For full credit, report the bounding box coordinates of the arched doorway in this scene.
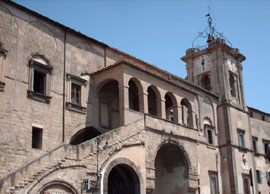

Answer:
[108,164,140,194]
[70,126,101,145]
[154,143,189,194]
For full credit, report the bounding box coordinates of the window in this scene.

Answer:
[238,129,245,148]
[27,57,53,103]
[249,112,253,118]
[71,83,81,105]
[256,170,262,184]
[205,124,214,145]
[252,137,258,153]
[209,171,218,194]
[201,74,211,91]
[32,127,42,149]
[262,115,265,121]
[266,172,270,185]
[264,141,269,155]
[0,42,7,92]
[229,73,236,97]
[66,74,87,113]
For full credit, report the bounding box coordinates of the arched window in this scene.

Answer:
[229,73,236,97]
[203,118,214,145]
[181,99,193,127]
[201,74,211,91]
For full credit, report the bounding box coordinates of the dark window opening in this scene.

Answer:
[229,73,236,97]
[264,142,269,155]
[129,80,139,112]
[165,93,174,122]
[256,170,262,184]
[33,70,46,94]
[252,138,258,153]
[32,127,42,149]
[262,115,265,121]
[249,112,253,118]
[147,87,157,116]
[71,83,81,105]
[202,75,211,91]
[208,129,213,144]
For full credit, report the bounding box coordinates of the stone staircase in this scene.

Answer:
[0,118,145,194]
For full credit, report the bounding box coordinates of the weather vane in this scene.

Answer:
[192,6,232,49]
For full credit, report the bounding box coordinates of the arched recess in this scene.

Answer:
[38,180,78,194]
[181,98,193,128]
[103,158,145,194]
[154,143,190,194]
[98,79,119,130]
[128,78,143,112]
[147,85,161,117]
[165,92,178,122]
[70,126,101,145]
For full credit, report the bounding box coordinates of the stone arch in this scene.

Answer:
[181,98,193,127]
[37,180,78,194]
[153,141,193,194]
[96,78,119,94]
[103,158,145,194]
[147,85,161,117]
[128,77,143,112]
[164,92,178,122]
[70,126,101,145]
[27,165,87,194]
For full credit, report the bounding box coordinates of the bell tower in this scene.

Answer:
[181,13,246,108]
[182,12,253,194]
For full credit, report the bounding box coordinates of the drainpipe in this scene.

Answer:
[62,29,68,142]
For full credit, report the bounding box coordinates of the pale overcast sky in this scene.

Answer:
[13,0,270,113]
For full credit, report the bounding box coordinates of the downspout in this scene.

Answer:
[62,29,67,142]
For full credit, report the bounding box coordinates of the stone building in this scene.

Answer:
[0,0,269,194]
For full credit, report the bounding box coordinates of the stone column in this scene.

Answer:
[177,105,182,125]
[173,105,179,123]
[119,84,129,126]
[139,92,148,114]
[157,97,166,119]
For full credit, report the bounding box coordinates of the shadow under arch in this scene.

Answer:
[153,140,194,194]
[102,158,145,194]
[70,126,101,145]
[128,77,143,112]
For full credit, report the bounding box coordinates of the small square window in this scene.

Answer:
[32,127,42,149]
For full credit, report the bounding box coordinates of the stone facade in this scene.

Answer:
[0,1,270,194]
